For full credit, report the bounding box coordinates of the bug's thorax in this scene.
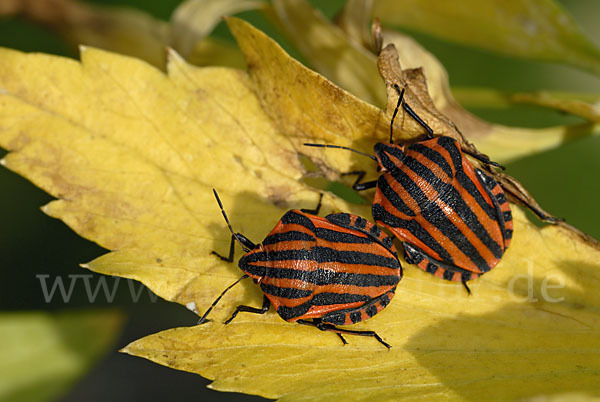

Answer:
[379,139,459,202]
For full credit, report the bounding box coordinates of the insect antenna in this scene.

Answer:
[389,85,406,144]
[199,190,257,324]
[393,83,434,139]
[213,189,256,252]
[197,274,249,324]
[303,143,376,161]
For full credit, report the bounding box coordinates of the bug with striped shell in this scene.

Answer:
[199,190,403,348]
[306,85,513,293]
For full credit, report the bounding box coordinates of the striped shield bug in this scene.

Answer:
[305,85,513,293]
[199,190,403,348]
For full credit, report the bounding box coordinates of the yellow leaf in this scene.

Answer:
[269,0,386,107]
[373,0,600,76]
[1,16,599,401]
[269,0,599,164]
[226,16,391,178]
[123,206,600,400]
[0,310,123,402]
[0,42,350,316]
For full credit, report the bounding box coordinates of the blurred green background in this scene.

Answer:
[0,0,598,401]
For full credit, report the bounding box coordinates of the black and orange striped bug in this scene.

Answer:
[199,189,403,348]
[305,85,513,293]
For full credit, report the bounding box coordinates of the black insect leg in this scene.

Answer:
[518,203,561,223]
[341,171,377,191]
[498,181,561,224]
[198,274,250,324]
[297,318,391,349]
[504,188,561,223]
[297,319,348,344]
[211,233,257,261]
[529,207,561,223]
[462,148,505,170]
[300,193,323,215]
[224,295,271,324]
[211,234,236,262]
[462,280,472,295]
[336,333,348,345]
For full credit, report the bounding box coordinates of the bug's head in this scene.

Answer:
[374,142,406,172]
[237,252,266,282]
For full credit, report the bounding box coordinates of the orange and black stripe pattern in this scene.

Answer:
[239,211,402,325]
[372,136,512,283]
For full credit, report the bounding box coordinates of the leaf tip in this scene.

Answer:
[80,263,90,269]
[166,47,185,67]
[0,157,5,166]
[223,16,246,34]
